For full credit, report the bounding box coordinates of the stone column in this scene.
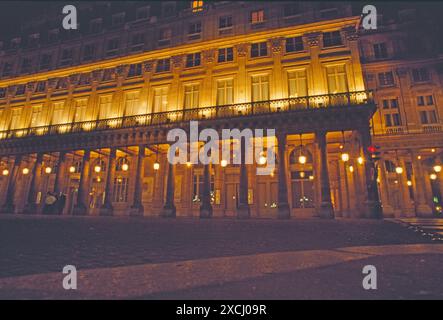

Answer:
[378,158,394,217]
[359,126,383,218]
[54,151,66,195]
[130,145,145,216]
[1,155,22,214]
[200,163,213,218]
[316,131,334,218]
[73,150,91,215]
[277,133,290,219]
[162,161,176,217]
[398,157,415,217]
[411,151,433,216]
[237,137,250,219]
[23,153,43,214]
[100,148,116,216]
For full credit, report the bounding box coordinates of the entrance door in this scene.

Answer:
[225,183,238,217]
[257,181,278,218]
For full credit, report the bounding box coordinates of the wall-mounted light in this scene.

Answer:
[341,153,350,162]
[395,166,403,174]
[407,180,412,186]
[298,134,306,164]
[349,165,354,173]
[94,165,101,173]
[153,162,160,170]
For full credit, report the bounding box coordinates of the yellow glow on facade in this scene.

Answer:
[357,156,364,165]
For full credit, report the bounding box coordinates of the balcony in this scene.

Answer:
[0,91,372,141]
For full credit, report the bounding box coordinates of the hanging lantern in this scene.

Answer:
[349,165,354,173]
[433,165,442,173]
[395,166,403,174]
[45,167,52,174]
[258,154,267,165]
[69,165,76,173]
[357,156,364,165]
[299,171,305,178]
[94,165,101,173]
[298,155,307,164]
[22,168,30,175]
[186,162,192,168]
[407,180,412,186]
[122,163,129,171]
[220,159,228,167]
[430,173,437,180]
[153,162,160,170]
[341,153,350,162]
[2,169,9,176]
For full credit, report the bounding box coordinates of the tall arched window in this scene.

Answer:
[289,147,315,208]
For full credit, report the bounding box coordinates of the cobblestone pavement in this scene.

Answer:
[0,214,435,279]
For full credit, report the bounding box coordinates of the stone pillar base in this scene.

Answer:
[199,205,213,218]
[0,203,14,214]
[130,204,144,217]
[278,204,291,219]
[161,205,176,218]
[22,203,38,215]
[237,204,250,219]
[73,204,88,216]
[365,201,383,219]
[99,205,113,216]
[416,204,433,217]
[319,202,334,219]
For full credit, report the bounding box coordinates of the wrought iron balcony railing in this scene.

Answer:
[0,91,372,140]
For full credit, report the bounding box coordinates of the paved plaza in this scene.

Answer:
[0,215,442,299]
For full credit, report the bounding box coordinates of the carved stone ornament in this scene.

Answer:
[236,43,248,57]
[305,32,321,47]
[172,55,184,69]
[143,60,155,73]
[270,38,283,54]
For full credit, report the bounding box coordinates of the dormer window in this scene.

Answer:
[35,81,46,93]
[106,38,120,57]
[2,62,13,76]
[192,0,203,13]
[21,57,32,74]
[40,53,52,70]
[131,33,144,52]
[60,48,73,66]
[112,13,125,26]
[136,6,149,20]
[251,10,265,24]
[188,22,202,40]
[128,63,142,77]
[158,28,172,46]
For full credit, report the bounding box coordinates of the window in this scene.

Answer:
[156,58,170,73]
[251,10,264,24]
[373,43,388,59]
[40,53,52,70]
[35,81,46,93]
[251,75,269,102]
[426,95,434,105]
[73,99,88,122]
[128,63,142,77]
[326,65,348,93]
[216,79,233,106]
[52,101,65,124]
[106,38,119,57]
[288,70,308,98]
[124,91,140,116]
[0,88,6,98]
[60,48,73,66]
[113,177,129,202]
[9,108,22,130]
[251,42,267,58]
[382,98,399,109]
[79,74,91,86]
[153,87,168,113]
[219,15,233,29]
[286,36,304,53]
[289,148,314,208]
[158,28,172,45]
[21,58,32,73]
[188,22,202,40]
[136,6,149,20]
[192,0,203,13]
[218,47,233,63]
[29,105,42,127]
[284,4,300,17]
[412,68,430,82]
[184,84,200,109]
[378,71,395,86]
[83,44,95,61]
[16,85,25,95]
[323,31,342,47]
[98,95,113,119]
[384,113,402,127]
[185,53,201,68]
[2,62,13,77]
[111,13,125,26]
[131,33,144,52]
[420,110,438,124]
[89,19,102,33]
[192,171,214,202]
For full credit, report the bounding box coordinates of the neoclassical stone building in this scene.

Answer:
[0,1,440,218]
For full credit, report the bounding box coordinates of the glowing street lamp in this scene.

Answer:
[407,180,412,186]
[395,166,403,174]
[69,165,76,173]
[45,167,52,174]
[433,165,442,173]
[2,169,9,176]
[298,155,307,164]
[357,156,364,165]
[348,165,354,173]
[122,163,129,171]
[22,168,30,175]
[258,154,267,165]
[430,173,437,180]
[94,165,101,173]
[341,153,350,162]
[220,159,228,167]
[153,162,160,170]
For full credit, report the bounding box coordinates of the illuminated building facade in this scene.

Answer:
[0,1,440,218]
